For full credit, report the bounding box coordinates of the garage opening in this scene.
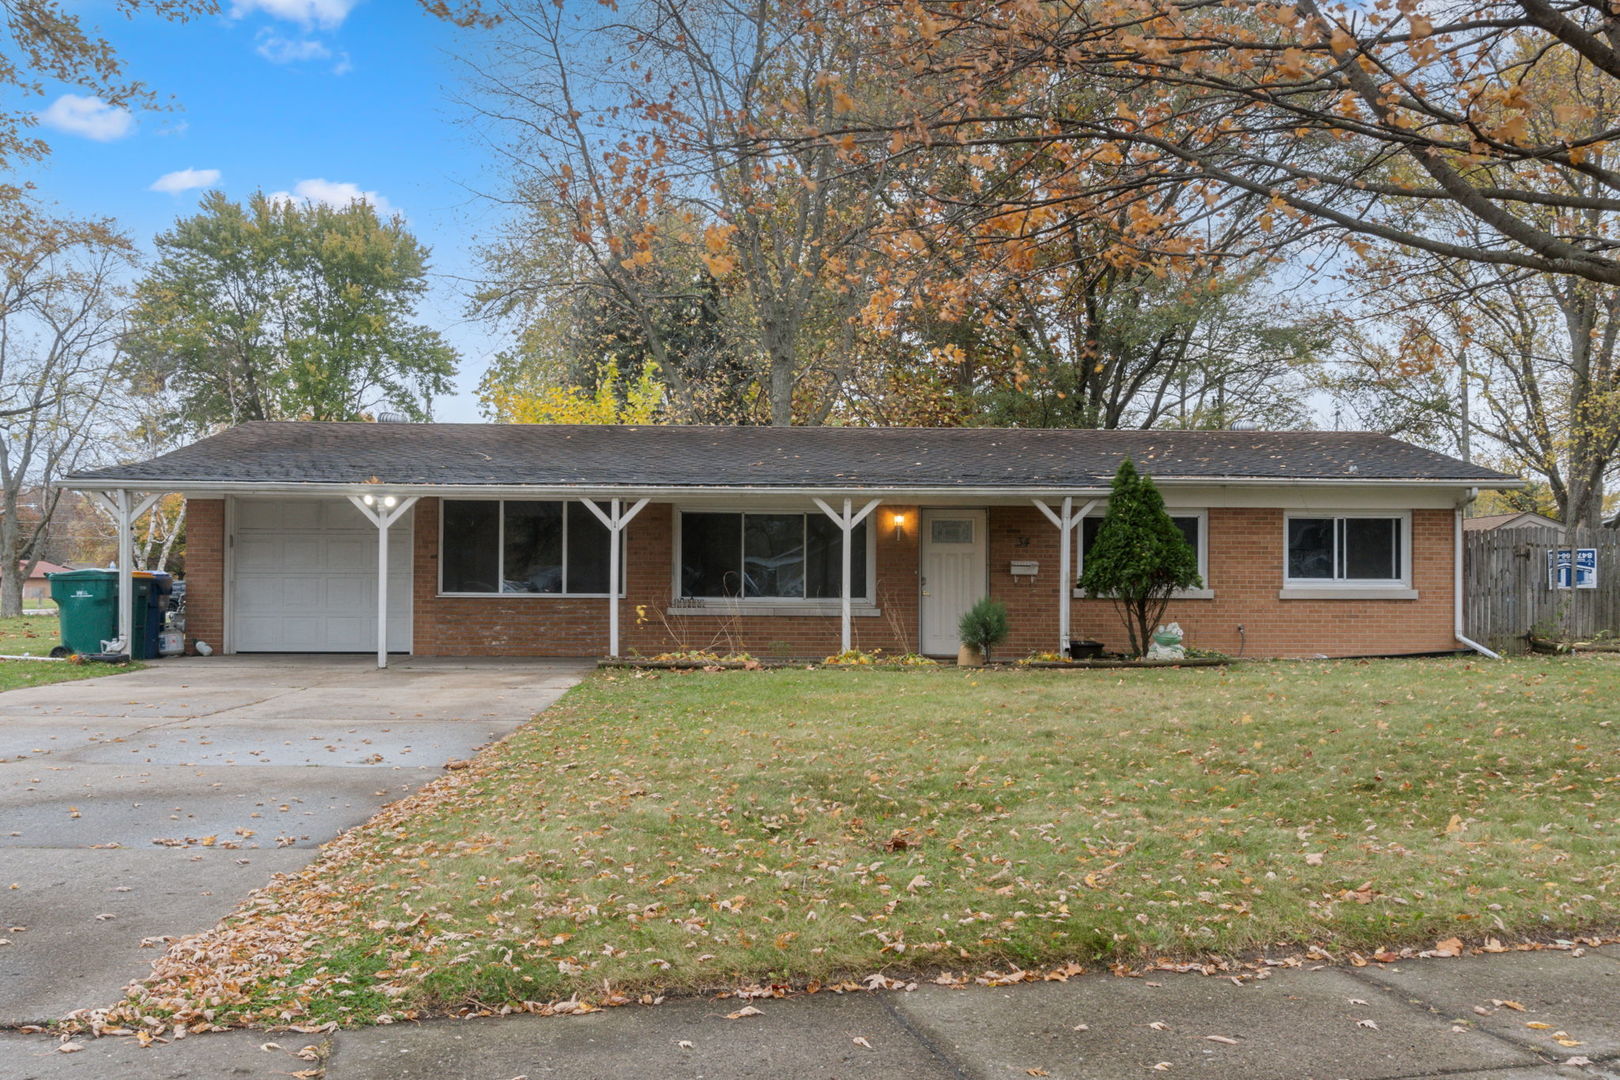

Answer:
[230,497,412,653]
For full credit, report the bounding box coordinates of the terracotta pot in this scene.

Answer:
[957,644,985,667]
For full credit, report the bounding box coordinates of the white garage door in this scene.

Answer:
[231,498,412,653]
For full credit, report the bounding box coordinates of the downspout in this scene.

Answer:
[1454,488,1502,659]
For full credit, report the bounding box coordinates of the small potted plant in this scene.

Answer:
[957,597,1009,666]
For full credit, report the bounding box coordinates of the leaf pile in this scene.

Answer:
[81,658,1620,1029]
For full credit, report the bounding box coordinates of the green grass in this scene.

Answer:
[115,658,1620,1028]
[0,614,137,692]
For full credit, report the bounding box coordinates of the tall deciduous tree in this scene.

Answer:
[465,0,892,426]
[124,191,457,431]
[0,212,132,616]
[825,0,1620,287]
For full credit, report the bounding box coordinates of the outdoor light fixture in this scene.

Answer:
[892,511,907,539]
[360,493,398,509]
[383,495,398,508]
[361,493,375,506]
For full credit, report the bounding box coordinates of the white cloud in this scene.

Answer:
[38,94,135,141]
[268,178,397,216]
[150,168,222,195]
[256,31,332,63]
[231,0,360,29]
[331,52,353,76]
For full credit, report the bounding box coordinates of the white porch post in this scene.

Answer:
[1033,497,1098,655]
[89,489,163,657]
[580,497,650,657]
[812,497,882,654]
[348,494,419,669]
[115,489,133,654]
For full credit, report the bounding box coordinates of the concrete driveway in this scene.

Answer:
[0,655,589,1026]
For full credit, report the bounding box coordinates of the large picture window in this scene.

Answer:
[440,500,621,595]
[678,511,869,600]
[1286,514,1406,584]
[1076,510,1208,592]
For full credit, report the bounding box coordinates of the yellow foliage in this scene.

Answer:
[490,358,664,426]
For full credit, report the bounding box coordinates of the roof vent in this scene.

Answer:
[377,412,411,423]
[1228,420,1261,431]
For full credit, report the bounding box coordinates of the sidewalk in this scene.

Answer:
[5,946,1617,1079]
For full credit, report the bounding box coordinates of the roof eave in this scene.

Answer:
[52,476,1523,497]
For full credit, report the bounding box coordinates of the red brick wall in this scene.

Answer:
[412,499,923,659]
[184,496,1459,660]
[183,498,225,654]
[987,505,1457,658]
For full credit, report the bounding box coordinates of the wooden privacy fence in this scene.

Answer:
[1465,525,1620,652]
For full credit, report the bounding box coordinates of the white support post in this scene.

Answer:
[1033,497,1098,655]
[96,489,163,658]
[348,494,418,668]
[115,489,133,656]
[580,496,650,657]
[812,496,882,654]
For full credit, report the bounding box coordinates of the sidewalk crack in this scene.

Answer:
[877,992,979,1080]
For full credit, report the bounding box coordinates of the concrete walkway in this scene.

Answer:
[3,946,1618,1079]
[0,655,589,1029]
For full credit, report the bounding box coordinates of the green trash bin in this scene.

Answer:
[47,569,155,658]
[48,569,117,656]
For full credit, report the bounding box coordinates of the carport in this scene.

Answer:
[59,478,647,668]
[70,485,426,668]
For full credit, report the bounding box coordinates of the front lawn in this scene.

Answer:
[112,658,1618,1028]
[0,614,139,692]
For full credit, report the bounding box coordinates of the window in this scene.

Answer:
[1076,511,1208,593]
[679,511,869,600]
[1285,515,1406,584]
[440,500,621,595]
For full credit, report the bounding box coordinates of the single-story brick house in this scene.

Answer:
[61,422,1516,664]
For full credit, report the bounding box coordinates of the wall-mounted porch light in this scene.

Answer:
[891,511,907,540]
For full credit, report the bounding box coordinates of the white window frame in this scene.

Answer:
[437,497,625,598]
[1280,510,1416,600]
[671,506,879,615]
[1073,507,1214,600]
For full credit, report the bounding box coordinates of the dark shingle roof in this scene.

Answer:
[65,422,1515,489]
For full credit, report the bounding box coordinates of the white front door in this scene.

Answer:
[231,498,412,653]
[920,509,987,655]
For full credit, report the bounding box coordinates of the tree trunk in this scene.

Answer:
[0,492,19,618]
[768,336,794,427]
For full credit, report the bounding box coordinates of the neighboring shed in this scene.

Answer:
[1463,511,1562,532]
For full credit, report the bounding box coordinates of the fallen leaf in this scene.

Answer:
[1526,1022,1553,1030]
[677,1040,693,1050]
[1348,998,1368,1006]
[853,1037,872,1049]
[725,1006,764,1020]
[1491,999,1525,1011]
[1431,937,1464,957]
[1072,1023,1090,1031]
[57,1042,84,1054]
[1205,1035,1239,1045]
[1151,1064,1172,1072]
[1026,1070,1050,1077]
[1304,852,1324,866]
[1565,1056,1593,1066]
[1148,1020,1170,1031]
[1445,814,1465,834]
[1356,1019,1378,1029]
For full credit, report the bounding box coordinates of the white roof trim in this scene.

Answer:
[53,476,1522,498]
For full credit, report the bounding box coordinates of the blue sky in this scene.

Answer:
[28,0,504,421]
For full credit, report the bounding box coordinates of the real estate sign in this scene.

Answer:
[1548,548,1598,590]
